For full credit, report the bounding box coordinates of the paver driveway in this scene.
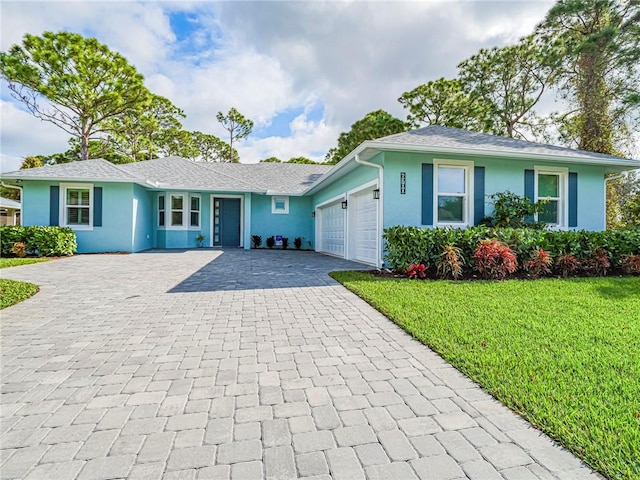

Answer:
[1,250,599,480]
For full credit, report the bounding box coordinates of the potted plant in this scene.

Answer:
[196,234,205,248]
[251,235,262,249]
[282,237,289,249]
[294,237,302,250]
[266,236,275,249]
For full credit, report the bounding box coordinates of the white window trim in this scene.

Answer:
[433,159,474,227]
[168,193,186,229]
[189,194,201,229]
[534,166,568,228]
[157,194,166,227]
[60,183,93,231]
[271,196,290,214]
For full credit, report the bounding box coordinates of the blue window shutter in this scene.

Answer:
[524,169,535,223]
[422,164,434,225]
[568,172,578,228]
[474,166,485,225]
[50,186,59,226]
[94,187,103,227]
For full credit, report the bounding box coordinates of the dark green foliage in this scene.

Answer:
[325,110,407,164]
[0,31,150,161]
[487,191,548,228]
[383,225,640,276]
[251,235,262,249]
[0,226,77,257]
[294,237,303,250]
[281,237,289,249]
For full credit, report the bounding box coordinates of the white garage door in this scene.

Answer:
[353,189,378,264]
[318,201,345,257]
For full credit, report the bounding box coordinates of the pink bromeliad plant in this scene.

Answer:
[405,263,427,279]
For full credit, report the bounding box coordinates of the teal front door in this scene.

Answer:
[213,197,241,247]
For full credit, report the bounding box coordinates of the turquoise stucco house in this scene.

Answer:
[3,126,639,267]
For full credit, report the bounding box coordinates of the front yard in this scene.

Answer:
[0,258,48,309]
[332,273,640,480]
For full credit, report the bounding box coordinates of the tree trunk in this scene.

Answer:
[576,47,613,155]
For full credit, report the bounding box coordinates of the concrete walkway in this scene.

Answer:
[1,250,599,480]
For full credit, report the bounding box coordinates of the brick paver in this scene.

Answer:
[1,250,601,479]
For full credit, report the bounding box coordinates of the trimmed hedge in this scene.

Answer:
[0,226,77,257]
[383,225,640,274]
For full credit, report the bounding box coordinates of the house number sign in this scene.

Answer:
[400,172,406,194]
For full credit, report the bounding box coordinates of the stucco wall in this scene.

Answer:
[250,194,314,249]
[21,180,135,253]
[381,151,607,231]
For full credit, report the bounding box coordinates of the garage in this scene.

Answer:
[316,184,379,265]
[317,199,345,257]
[350,187,378,264]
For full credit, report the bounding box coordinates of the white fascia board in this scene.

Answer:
[265,191,305,196]
[369,141,640,168]
[1,176,140,184]
[302,143,374,195]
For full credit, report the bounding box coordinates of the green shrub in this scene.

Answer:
[486,190,548,228]
[383,226,640,277]
[0,226,77,257]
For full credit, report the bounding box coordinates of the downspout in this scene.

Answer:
[1,181,23,226]
[604,173,624,230]
[354,154,384,269]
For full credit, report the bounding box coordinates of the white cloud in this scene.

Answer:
[4,0,586,172]
[0,99,69,171]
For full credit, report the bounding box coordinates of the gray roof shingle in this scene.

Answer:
[197,163,332,193]
[1,158,138,181]
[373,125,639,164]
[1,157,330,193]
[0,196,20,209]
[117,157,261,192]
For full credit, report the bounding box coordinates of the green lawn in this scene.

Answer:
[0,279,39,309]
[0,257,47,308]
[332,272,640,480]
[0,257,50,269]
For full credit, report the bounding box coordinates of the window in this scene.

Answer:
[190,195,200,227]
[272,196,289,214]
[434,161,472,225]
[61,183,92,229]
[170,194,184,226]
[535,167,567,227]
[158,193,201,229]
[158,195,165,227]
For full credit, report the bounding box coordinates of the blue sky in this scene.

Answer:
[0,1,558,172]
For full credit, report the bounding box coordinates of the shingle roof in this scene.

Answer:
[374,125,639,164]
[1,158,138,181]
[0,196,20,209]
[117,157,261,192]
[197,163,332,193]
[2,156,333,194]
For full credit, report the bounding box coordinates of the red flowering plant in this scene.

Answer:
[473,240,517,280]
[405,263,427,279]
[555,253,580,278]
[622,254,640,275]
[524,248,553,278]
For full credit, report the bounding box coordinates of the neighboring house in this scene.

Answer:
[0,196,21,226]
[2,126,639,266]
